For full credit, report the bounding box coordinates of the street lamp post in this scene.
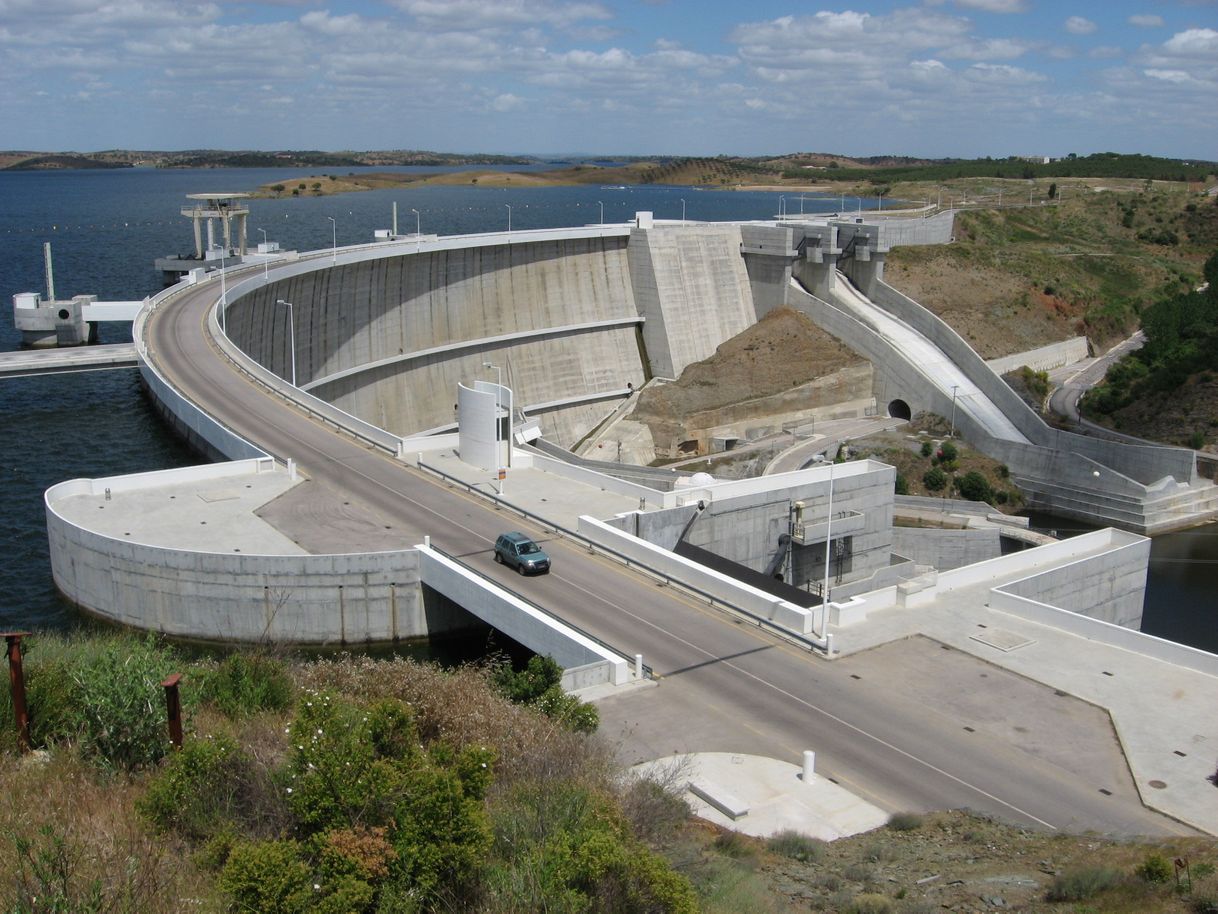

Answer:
[483,361,504,495]
[778,195,785,219]
[327,216,336,264]
[410,208,420,252]
[276,299,296,387]
[258,228,269,281]
[820,458,835,638]
[597,200,604,225]
[950,384,960,438]
[218,248,227,335]
[680,198,686,225]
[799,194,806,215]
[505,204,512,234]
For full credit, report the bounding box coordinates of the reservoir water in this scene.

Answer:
[1,168,1213,654]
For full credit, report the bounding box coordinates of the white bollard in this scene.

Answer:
[634,654,644,679]
[423,535,430,549]
[287,458,297,481]
[802,750,816,782]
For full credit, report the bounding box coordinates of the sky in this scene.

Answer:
[0,0,1214,159]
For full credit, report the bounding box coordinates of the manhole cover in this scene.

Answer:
[970,629,1035,652]
[1148,779,1167,790]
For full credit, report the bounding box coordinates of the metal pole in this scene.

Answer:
[820,461,835,638]
[950,384,959,438]
[277,299,295,386]
[259,228,269,281]
[328,216,336,264]
[411,209,420,252]
[598,201,604,225]
[484,361,503,494]
[161,673,183,750]
[779,195,785,219]
[680,199,686,224]
[219,250,227,334]
[3,632,31,753]
[505,204,512,234]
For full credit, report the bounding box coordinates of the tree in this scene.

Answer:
[1048,183,1058,200]
[923,467,947,492]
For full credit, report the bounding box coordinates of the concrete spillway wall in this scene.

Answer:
[628,224,757,379]
[227,236,645,446]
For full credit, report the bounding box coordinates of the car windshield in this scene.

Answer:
[518,541,540,555]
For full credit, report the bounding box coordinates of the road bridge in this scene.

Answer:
[119,233,1202,838]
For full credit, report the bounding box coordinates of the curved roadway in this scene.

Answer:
[145,270,1186,837]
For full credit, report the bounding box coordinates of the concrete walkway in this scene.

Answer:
[831,575,1218,837]
[632,752,889,840]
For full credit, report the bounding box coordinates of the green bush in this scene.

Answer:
[195,652,294,718]
[955,471,993,504]
[886,811,924,832]
[920,441,933,458]
[139,735,251,842]
[846,895,894,914]
[492,655,599,732]
[894,473,909,496]
[72,636,179,770]
[1190,430,1206,450]
[1136,852,1173,883]
[220,840,313,913]
[937,440,958,463]
[1046,866,1122,901]
[922,467,947,492]
[766,829,824,862]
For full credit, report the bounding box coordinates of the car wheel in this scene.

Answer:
[494,552,502,564]
[517,563,525,575]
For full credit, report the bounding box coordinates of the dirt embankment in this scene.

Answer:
[630,307,866,454]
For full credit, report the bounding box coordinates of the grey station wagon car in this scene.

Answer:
[493,532,551,575]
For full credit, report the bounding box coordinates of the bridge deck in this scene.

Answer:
[0,343,138,378]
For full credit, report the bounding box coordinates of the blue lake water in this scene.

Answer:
[0,167,1212,654]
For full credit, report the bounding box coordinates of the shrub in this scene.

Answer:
[1190,430,1205,450]
[887,811,924,832]
[620,772,690,842]
[220,840,312,913]
[922,467,947,492]
[492,655,599,732]
[139,735,252,842]
[920,441,933,458]
[766,829,824,862]
[194,652,294,718]
[955,471,993,504]
[72,636,178,770]
[1046,866,1122,901]
[712,830,756,860]
[894,473,909,496]
[847,895,894,914]
[937,440,958,463]
[1136,852,1173,883]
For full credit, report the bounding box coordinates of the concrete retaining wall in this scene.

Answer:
[986,337,1089,376]
[994,534,1148,628]
[416,545,628,686]
[628,224,756,379]
[892,527,1002,571]
[578,515,815,635]
[46,470,436,645]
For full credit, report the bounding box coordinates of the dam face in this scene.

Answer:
[223,224,780,449]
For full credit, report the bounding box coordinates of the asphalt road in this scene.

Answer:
[145,276,1191,837]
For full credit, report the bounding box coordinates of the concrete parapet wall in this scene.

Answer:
[986,589,1218,679]
[46,474,432,644]
[416,545,628,685]
[577,515,815,636]
[871,212,955,248]
[995,534,1148,628]
[740,224,795,317]
[936,528,1137,592]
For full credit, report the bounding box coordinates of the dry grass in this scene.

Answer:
[0,752,219,913]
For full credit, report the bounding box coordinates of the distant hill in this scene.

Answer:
[0,149,538,170]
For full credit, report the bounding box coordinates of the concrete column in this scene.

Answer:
[192,215,203,259]
[222,215,232,254]
[237,213,248,255]
[846,252,886,299]
[801,750,816,781]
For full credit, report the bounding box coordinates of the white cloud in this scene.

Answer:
[1128,14,1164,27]
[1162,27,1218,57]
[951,0,1028,12]
[491,92,524,111]
[389,0,611,30]
[1065,16,1097,35]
